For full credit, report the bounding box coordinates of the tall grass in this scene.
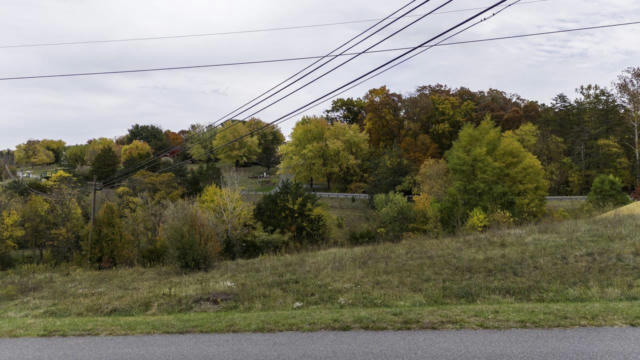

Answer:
[1,215,639,319]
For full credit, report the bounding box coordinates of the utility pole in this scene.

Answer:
[88,175,97,266]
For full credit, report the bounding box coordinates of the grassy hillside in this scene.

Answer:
[1,214,640,336]
[600,201,640,218]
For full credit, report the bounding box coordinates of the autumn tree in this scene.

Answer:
[164,130,184,148]
[505,123,577,195]
[126,124,169,153]
[15,140,55,166]
[366,147,414,195]
[0,208,23,269]
[183,162,222,197]
[254,181,327,245]
[401,90,440,163]
[441,118,549,230]
[326,122,370,190]
[590,138,632,186]
[121,140,153,168]
[126,171,183,203]
[212,121,259,167]
[363,86,404,149]
[91,146,120,181]
[474,88,524,128]
[186,124,217,162]
[0,149,13,166]
[161,200,220,270]
[85,138,118,165]
[324,97,366,126]
[45,171,84,263]
[63,144,88,168]
[615,67,640,186]
[117,188,166,266]
[247,118,285,171]
[22,195,52,263]
[428,94,475,152]
[40,139,66,163]
[280,116,368,190]
[279,116,330,189]
[90,202,134,268]
[415,158,449,201]
[199,183,253,243]
[570,85,627,190]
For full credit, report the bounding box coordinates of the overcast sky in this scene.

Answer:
[0,0,638,149]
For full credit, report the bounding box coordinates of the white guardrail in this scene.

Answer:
[243,191,586,201]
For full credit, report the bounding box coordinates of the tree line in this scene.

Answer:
[1,66,638,270]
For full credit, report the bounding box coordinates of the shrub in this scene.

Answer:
[347,228,378,246]
[631,184,640,201]
[373,192,415,240]
[587,174,631,208]
[160,201,221,271]
[254,181,328,245]
[0,209,22,270]
[465,208,489,232]
[415,159,449,200]
[547,207,570,221]
[0,252,13,270]
[199,184,253,243]
[410,194,441,235]
[184,162,222,196]
[224,230,290,260]
[127,171,183,203]
[90,202,135,268]
[366,148,413,195]
[347,182,367,194]
[488,209,514,228]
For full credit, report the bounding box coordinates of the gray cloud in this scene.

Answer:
[0,0,639,148]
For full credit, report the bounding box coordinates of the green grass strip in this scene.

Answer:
[2,301,640,338]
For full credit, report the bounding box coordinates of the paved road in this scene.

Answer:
[1,328,639,360]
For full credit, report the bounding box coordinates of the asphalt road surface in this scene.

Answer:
[2,328,639,360]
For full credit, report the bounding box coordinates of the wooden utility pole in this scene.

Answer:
[88,175,97,265]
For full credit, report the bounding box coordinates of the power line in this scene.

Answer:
[104,0,510,186]
[98,0,432,186]
[209,0,453,136]
[209,0,428,134]
[120,0,515,183]
[95,7,640,187]
[206,0,514,158]
[103,0,455,188]
[279,0,528,127]
[2,20,639,82]
[0,0,549,50]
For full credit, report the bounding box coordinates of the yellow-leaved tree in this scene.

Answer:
[212,121,259,166]
[199,183,253,242]
[121,140,153,168]
[0,209,24,268]
[280,116,368,191]
[441,117,549,231]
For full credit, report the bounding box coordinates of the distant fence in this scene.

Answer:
[311,192,369,199]
[546,196,587,201]
[242,190,368,199]
[244,191,586,202]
